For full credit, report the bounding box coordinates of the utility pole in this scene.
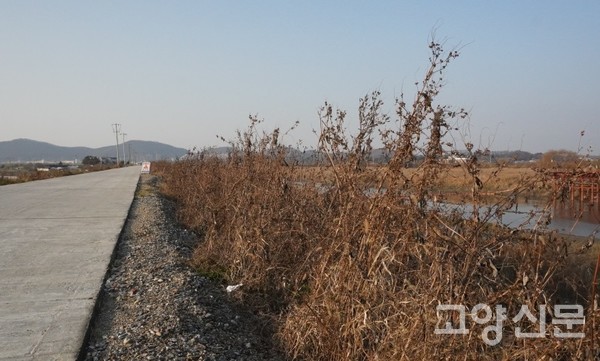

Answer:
[128,143,132,165]
[112,123,121,166]
[121,132,127,165]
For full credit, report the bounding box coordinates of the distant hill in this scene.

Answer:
[95,140,189,163]
[490,150,543,162]
[0,138,188,163]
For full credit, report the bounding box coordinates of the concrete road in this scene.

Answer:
[0,167,140,360]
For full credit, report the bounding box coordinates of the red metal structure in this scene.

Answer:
[548,170,600,209]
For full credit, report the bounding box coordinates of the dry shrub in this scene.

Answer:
[156,41,599,360]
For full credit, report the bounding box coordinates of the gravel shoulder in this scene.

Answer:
[82,175,286,361]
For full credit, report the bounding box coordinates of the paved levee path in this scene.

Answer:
[0,167,140,360]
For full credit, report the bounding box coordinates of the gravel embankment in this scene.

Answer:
[83,175,286,361]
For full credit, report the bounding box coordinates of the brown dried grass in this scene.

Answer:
[154,41,599,360]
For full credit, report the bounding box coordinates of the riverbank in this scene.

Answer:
[82,175,285,360]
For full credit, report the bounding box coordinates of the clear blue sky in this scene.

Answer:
[1,1,598,153]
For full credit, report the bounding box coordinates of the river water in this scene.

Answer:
[441,201,600,238]
[297,182,600,238]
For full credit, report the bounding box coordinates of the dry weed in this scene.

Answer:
[155,40,599,360]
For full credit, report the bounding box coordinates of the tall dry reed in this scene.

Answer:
[155,40,599,360]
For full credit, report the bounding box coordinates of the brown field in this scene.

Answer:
[0,163,119,185]
[296,165,536,188]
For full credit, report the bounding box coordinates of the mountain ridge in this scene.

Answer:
[0,138,188,163]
